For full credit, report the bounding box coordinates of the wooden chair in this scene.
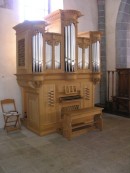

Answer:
[1,99,21,132]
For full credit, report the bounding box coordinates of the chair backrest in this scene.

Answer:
[1,99,17,113]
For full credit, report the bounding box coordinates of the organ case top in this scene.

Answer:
[13,10,102,135]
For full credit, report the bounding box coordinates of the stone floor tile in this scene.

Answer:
[0,113,130,173]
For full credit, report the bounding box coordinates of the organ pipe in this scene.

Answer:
[92,41,100,72]
[71,23,75,72]
[55,43,61,69]
[78,47,82,69]
[65,26,68,71]
[32,36,35,72]
[84,47,89,69]
[97,41,100,71]
[45,42,52,69]
[64,23,76,72]
[78,45,90,70]
[32,26,100,73]
[32,32,43,72]
[68,25,71,72]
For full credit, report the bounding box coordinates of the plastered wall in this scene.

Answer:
[106,0,121,71]
[0,8,22,128]
[64,0,98,31]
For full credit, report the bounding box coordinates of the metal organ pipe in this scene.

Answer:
[35,34,38,72]
[92,41,100,72]
[92,42,96,72]
[78,47,82,69]
[68,25,71,72]
[97,41,100,72]
[65,26,68,71]
[45,42,52,69]
[38,33,42,72]
[55,43,61,69]
[71,23,75,72]
[64,23,75,72]
[40,33,43,71]
[32,36,35,72]
[32,32,43,72]
[85,47,89,69]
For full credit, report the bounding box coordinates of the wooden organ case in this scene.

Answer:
[13,10,102,136]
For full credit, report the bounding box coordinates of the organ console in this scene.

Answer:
[13,9,102,136]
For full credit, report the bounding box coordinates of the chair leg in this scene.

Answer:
[17,118,21,129]
[16,116,21,129]
[4,116,21,132]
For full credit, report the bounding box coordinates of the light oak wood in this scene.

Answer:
[63,107,103,140]
[13,10,103,136]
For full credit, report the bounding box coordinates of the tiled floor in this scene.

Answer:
[0,113,130,173]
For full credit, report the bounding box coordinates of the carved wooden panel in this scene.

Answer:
[27,93,39,130]
[82,82,93,108]
[65,85,77,95]
[48,90,55,106]
[42,84,57,124]
[84,87,90,100]
[61,104,80,119]
[18,39,25,66]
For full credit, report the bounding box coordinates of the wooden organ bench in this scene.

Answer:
[63,107,103,140]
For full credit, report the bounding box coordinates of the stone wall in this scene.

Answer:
[116,0,130,68]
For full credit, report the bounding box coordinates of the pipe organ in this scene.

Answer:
[13,10,102,136]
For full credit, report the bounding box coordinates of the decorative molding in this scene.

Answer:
[28,81,43,89]
[65,85,77,95]
[17,80,43,89]
[84,87,90,100]
[48,90,55,106]
[44,9,83,23]
[77,37,90,48]
[92,77,101,84]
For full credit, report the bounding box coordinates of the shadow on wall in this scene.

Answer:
[0,0,13,9]
[116,0,130,68]
[0,74,22,128]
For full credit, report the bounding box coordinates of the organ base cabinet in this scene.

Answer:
[14,10,103,136]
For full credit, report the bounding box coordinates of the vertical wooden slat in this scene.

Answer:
[107,70,110,101]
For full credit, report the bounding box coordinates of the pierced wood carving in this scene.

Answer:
[65,85,77,94]
[84,87,90,100]
[18,39,25,66]
[48,90,55,106]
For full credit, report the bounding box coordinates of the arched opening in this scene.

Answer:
[116,0,130,68]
